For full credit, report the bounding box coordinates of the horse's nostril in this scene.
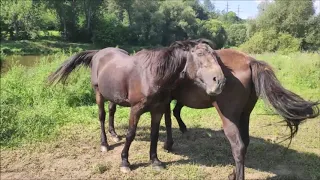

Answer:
[213,77,217,81]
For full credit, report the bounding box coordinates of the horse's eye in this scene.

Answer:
[197,52,204,56]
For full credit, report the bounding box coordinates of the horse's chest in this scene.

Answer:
[147,90,172,109]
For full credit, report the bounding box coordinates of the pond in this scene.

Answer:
[1,55,54,74]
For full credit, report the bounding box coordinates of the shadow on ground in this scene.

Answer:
[116,125,320,180]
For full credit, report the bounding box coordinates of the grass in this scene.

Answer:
[0,51,319,179]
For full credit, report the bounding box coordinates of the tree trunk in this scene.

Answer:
[13,14,19,40]
[127,8,132,27]
[63,18,67,40]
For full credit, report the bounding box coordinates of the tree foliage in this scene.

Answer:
[1,0,319,52]
[226,24,247,47]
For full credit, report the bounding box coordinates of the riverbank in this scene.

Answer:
[0,40,97,55]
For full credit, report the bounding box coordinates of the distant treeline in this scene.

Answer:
[1,0,319,53]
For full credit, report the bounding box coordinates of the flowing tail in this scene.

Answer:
[48,50,99,85]
[250,60,319,141]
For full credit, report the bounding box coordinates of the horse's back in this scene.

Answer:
[91,48,138,106]
[91,48,131,86]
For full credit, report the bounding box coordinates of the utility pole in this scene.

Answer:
[226,1,229,13]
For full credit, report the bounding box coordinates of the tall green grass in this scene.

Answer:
[0,52,319,147]
[0,52,97,147]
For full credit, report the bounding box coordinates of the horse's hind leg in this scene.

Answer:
[173,101,187,133]
[108,102,120,142]
[95,87,109,152]
[240,91,258,155]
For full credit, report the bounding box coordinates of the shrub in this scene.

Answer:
[239,30,278,54]
[277,33,301,54]
[239,30,300,54]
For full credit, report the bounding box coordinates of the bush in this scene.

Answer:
[239,30,300,54]
[277,33,301,54]
[239,30,278,54]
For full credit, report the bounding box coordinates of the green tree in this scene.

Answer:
[92,10,128,47]
[303,14,320,51]
[256,0,314,38]
[0,0,40,39]
[227,24,247,47]
[198,19,227,49]
[203,0,214,12]
[130,0,161,44]
[188,0,209,20]
[219,11,241,28]
[158,0,198,45]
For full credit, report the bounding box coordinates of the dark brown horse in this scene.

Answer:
[108,48,319,179]
[47,39,226,173]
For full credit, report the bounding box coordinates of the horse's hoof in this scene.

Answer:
[182,130,191,138]
[163,141,174,152]
[180,127,188,133]
[101,145,109,152]
[120,166,131,173]
[111,136,120,143]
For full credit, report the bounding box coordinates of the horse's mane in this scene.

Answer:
[134,39,215,86]
[169,38,217,50]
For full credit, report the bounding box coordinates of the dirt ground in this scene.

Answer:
[1,116,320,180]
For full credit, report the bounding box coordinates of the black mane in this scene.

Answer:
[134,39,214,86]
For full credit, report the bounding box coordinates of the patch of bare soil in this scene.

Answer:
[1,126,125,179]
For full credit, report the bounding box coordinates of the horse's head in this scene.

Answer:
[187,42,226,95]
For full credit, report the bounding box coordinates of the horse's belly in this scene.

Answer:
[97,66,131,106]
[172,84,213,109]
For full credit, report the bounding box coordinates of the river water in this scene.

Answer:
[1,55,53,74]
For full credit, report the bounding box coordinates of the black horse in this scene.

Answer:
[48,39,226,173]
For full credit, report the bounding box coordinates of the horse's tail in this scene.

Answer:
[250,60,319,141]
[48,50,99,85]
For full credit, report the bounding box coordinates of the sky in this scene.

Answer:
[210,0,320,19]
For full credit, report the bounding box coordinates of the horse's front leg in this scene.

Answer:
[150,108,165,170]
[120,105,142,173]
[164,103,174,151]
[108,102,120,142]
[213,102,245,180]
